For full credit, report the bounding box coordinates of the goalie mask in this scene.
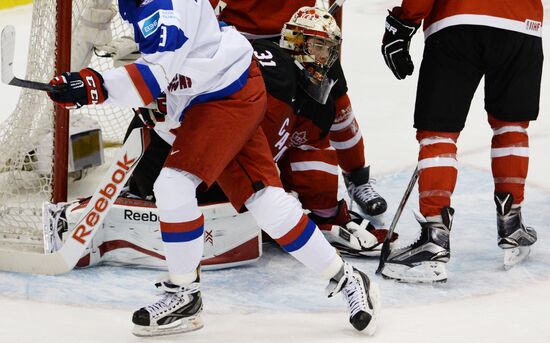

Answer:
[280,7,342,104]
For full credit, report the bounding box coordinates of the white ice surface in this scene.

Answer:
[1,2,550,342]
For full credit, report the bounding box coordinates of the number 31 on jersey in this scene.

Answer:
[254,50,277,67]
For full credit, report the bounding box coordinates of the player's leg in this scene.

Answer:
[382,26,484,283]
[132,61,269,336]
[277,143,396,256]
[217,126,379,333]
[484,29,543,269]
[132,168,205,337]
[327,61,387,218]
[487,116,536,268]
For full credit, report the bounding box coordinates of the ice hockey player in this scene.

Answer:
[121,6,398,257]
[380,0,542,282]
[210,0,388,220]
[47,0,379,337]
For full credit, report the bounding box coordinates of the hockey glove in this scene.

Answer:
[381,11,420,80]
[48,68,108,109]
[134,93,167,129]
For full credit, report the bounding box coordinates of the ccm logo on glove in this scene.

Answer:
[48,68,108,109]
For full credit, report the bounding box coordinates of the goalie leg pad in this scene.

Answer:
[60,197,262,270]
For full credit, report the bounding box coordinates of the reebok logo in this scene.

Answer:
[124,210,159,222]
[71,153,136,245]
[205,230,213,245]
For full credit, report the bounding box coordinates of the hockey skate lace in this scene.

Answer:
[146,285,194,319]
[145,293,180,319]
[342,275,367,317]
[352,179,380,204]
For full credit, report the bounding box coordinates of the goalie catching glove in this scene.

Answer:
[381,9,420,80]
[48,68,108,109]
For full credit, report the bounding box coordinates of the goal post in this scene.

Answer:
[53,0,72,204]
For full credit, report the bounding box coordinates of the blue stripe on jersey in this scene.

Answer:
[281,219,317,253]
[134,63,162,100]
[161,226,204,243]
[179,68,250,121]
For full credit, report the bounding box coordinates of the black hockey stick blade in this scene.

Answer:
[376,167,419,274]
[1,25,62,93]
[328,0,346,15]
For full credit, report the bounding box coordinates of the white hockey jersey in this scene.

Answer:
[103,0,253,124]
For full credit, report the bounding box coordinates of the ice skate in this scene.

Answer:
[343,166,387,217]
[327,262,380,334]
[132,278,204,337]
[495,193,537,270]
[310,200,397,257]
[381,207,453,283]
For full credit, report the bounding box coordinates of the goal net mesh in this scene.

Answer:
[0,0,134,251]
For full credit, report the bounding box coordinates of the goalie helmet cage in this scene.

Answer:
[0,0,340,251]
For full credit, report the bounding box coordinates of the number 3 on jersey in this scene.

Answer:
[159,26,167,47]
[254,50,277,67]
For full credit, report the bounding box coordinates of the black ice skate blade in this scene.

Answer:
[333,246,380,258]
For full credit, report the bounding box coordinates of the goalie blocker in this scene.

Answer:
[44,194,262,270]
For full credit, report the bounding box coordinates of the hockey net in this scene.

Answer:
[0,0,339,252]
[0,0,134,251]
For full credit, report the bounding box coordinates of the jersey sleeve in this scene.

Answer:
[103,4,191,108]
[395,0,436,23]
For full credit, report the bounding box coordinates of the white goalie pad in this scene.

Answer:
[43,196,262,270]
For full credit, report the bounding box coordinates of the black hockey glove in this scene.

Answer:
[48,68,108,109]
[134,93,167,129]
[381,11,420,80]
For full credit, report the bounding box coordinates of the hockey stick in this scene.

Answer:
[1,25,62,93]
[376,166,419,274]
[0,127,148,275]
[328,0,346,15]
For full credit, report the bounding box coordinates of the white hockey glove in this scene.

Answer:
[96,36,141,67]
[76,0,118,46]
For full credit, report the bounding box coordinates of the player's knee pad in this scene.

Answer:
[153,168,202,218]
[245,186,304,239]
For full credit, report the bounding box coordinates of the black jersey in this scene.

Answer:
[251,39,347,137]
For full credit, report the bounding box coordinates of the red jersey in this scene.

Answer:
[396,0,543,39]
[210,0,315,38]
